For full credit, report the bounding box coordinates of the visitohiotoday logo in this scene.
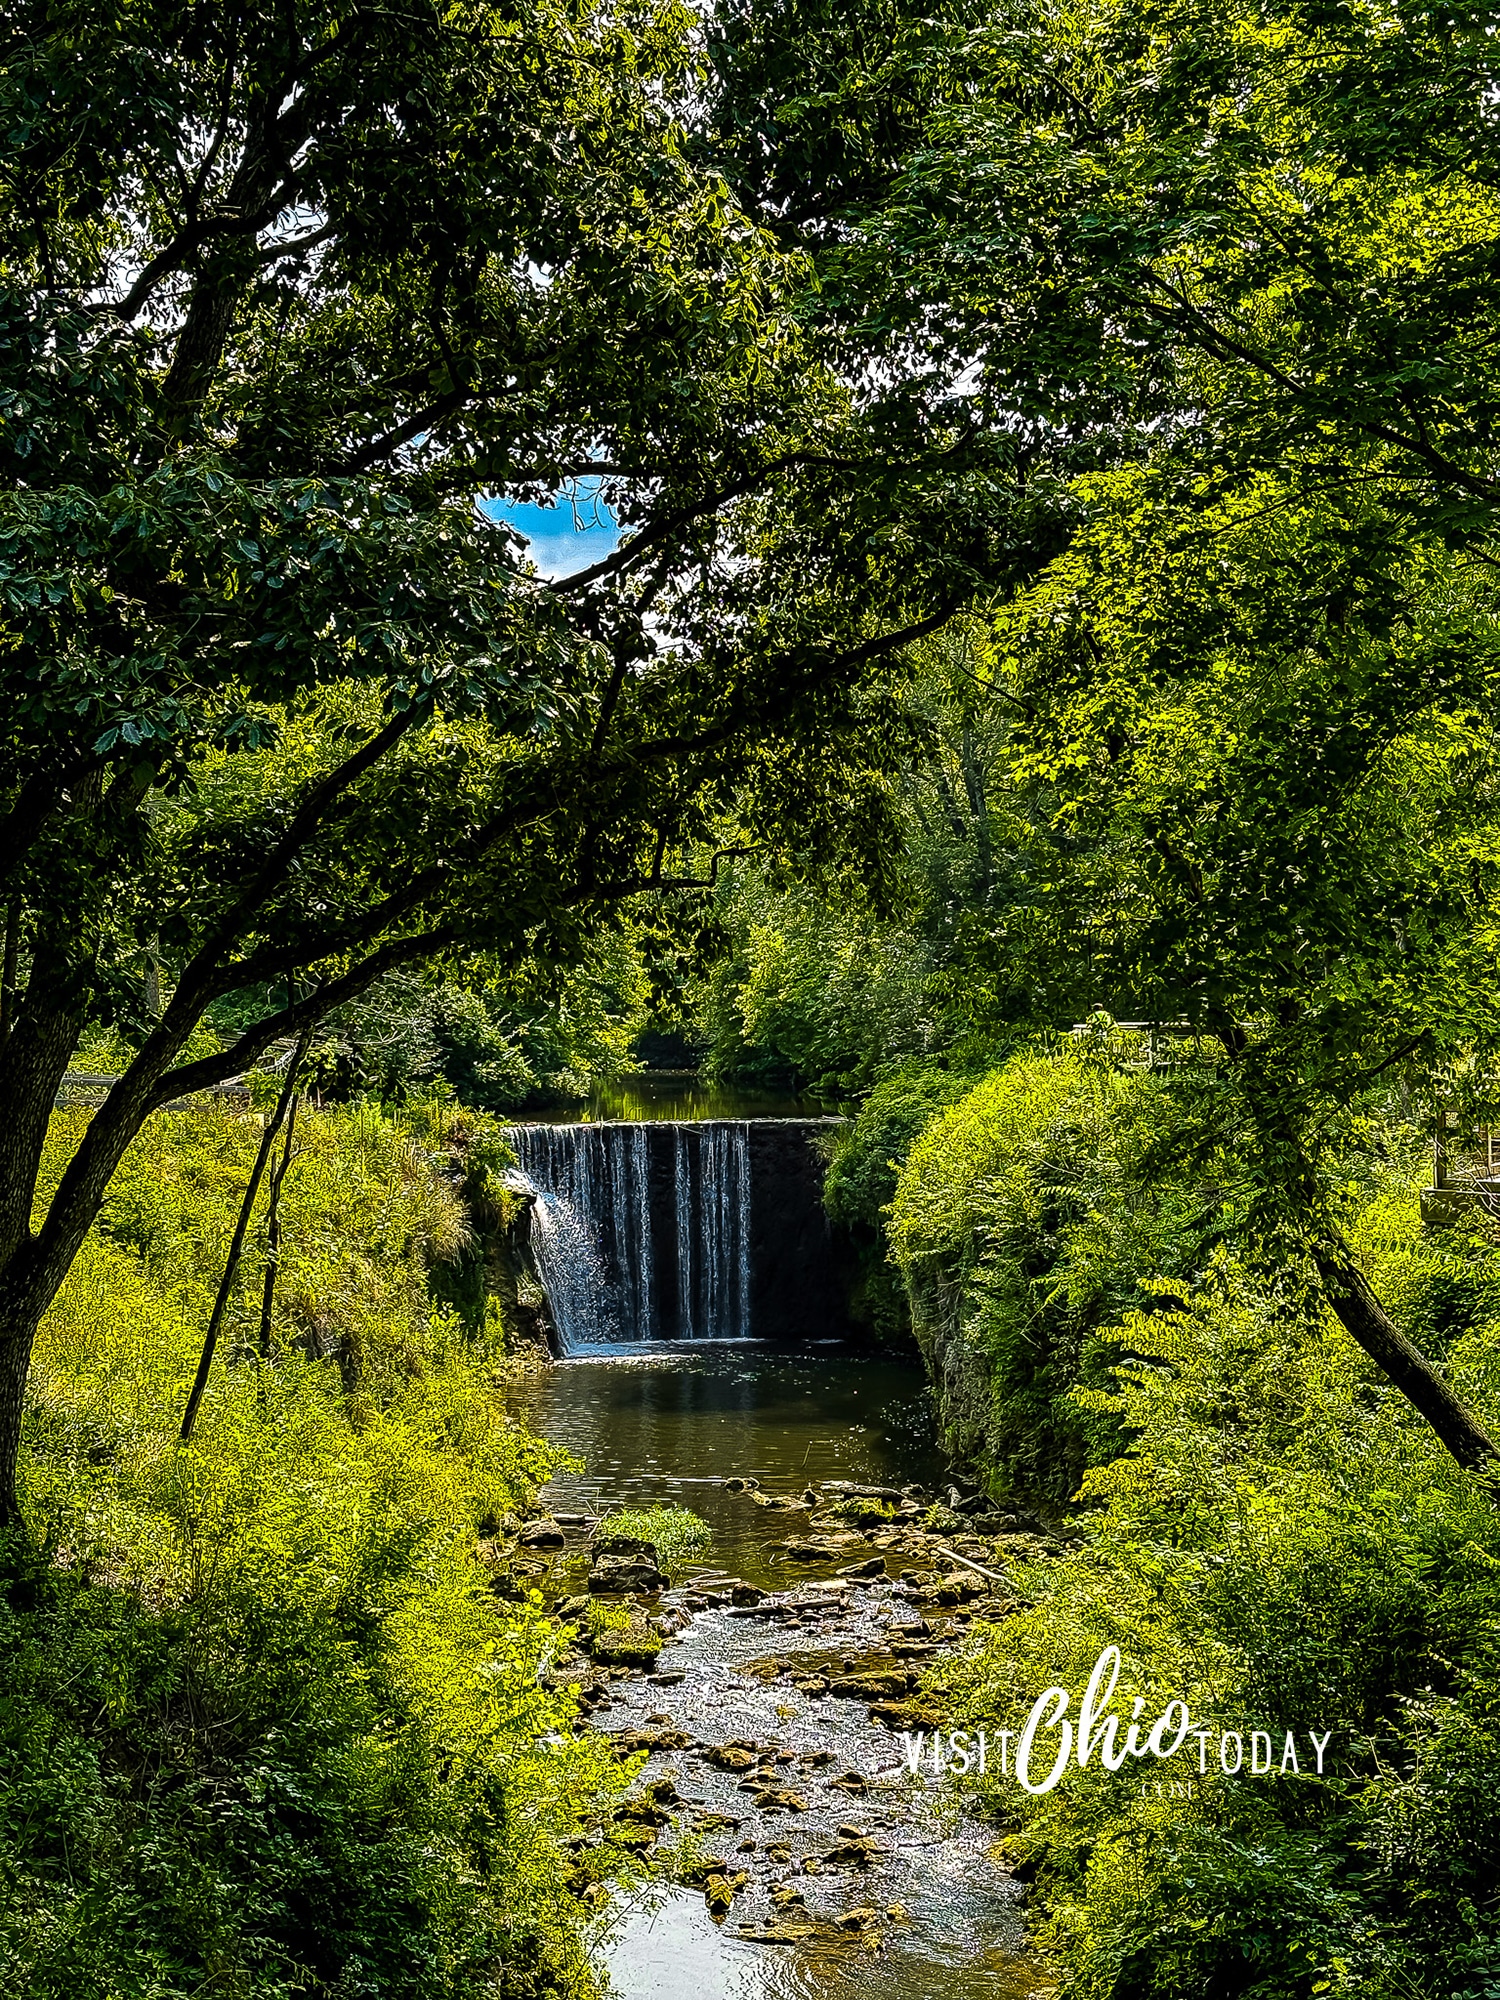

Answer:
[896,1646,1334,1797]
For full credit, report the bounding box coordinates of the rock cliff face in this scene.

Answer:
[901,1257,995,1480]
[745,1120,852,1341]
[428,1168,554,1352]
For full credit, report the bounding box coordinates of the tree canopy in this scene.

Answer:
[0,0,1053,1520]
[6,0,1500,1485]
[666,0,1500,1472]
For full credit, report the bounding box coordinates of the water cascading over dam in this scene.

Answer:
[502,1119,846,1353]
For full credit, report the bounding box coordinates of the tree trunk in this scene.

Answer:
[0,897,18,1043]
[960,717,992,898]
[1318,1244,1497,1473]
[258,1082,304,1362]
[0,1004,117,1527]
[0,1298,40,1529]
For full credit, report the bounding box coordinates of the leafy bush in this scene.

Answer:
[887,1035,1213,1505]
[5,1101,622,2000]
[823,1061,983,1339]
[594,1506,711,1581]
[930,1198,1500,1999]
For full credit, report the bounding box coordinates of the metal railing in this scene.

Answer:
[55,1070,262,1112]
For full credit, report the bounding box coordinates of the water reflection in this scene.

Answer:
[503,1346,948,1583]
[599,1887,1046,2000]
[568,1072,843,1124]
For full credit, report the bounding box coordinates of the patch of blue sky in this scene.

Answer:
[483,476,621,579]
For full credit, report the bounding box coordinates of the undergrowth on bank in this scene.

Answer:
[869,1041,1500,1998]
[3,1099,624,2000]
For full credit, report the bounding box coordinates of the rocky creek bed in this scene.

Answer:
[488,1357,1063,2000]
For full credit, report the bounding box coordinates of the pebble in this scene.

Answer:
[701,1743,759,1772]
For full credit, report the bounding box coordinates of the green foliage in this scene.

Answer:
[692,867,936,1094]
[824,1495,899,1526]
[277,937,650,1114]
[685,624,1030,1094]
[53,1097,477,1400]
[690,1,1500,1986]
[888,1035,1216,1505]
[0,0,1045,1533]
[823,1061,981,1339]
[595,1506,711,1582]
[1350,1175,1500,1365]
[6,1101,620,2000]
[931,1172,1500,1999]
[826,1064,980,1236]
[585,1597,633,1640]
[824,0,1500,1283]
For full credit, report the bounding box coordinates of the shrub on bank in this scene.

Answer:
[886,1036,1213,1507]
[928,1179,1500,1997]
[823,1062,982,1341]
[4,1101,623,2000]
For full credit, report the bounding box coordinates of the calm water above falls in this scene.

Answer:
[578,1074,840,1125]
[505,1349,1046,2000]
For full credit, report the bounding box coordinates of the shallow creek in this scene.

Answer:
[504,1347,1053,2000]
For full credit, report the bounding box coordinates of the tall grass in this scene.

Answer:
[5,1099,622,2000]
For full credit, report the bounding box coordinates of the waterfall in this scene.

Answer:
[699,1122,751,1343]
[673,1125,696,1347]
[503,1120,752,1352]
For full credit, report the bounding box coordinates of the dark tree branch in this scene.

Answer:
[152,928,465,1110]
[595,843,763,897]
[179,1021,312,1442]
[257,1086,305,1362]
[0,898,17,1045]
[197,599,965,993]
[255,222,338,266]
[1128,277,1500,505]
[345,390,471,473]
[634,597,966,762]
[548,452,821,596]
[169,708,426,1013]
